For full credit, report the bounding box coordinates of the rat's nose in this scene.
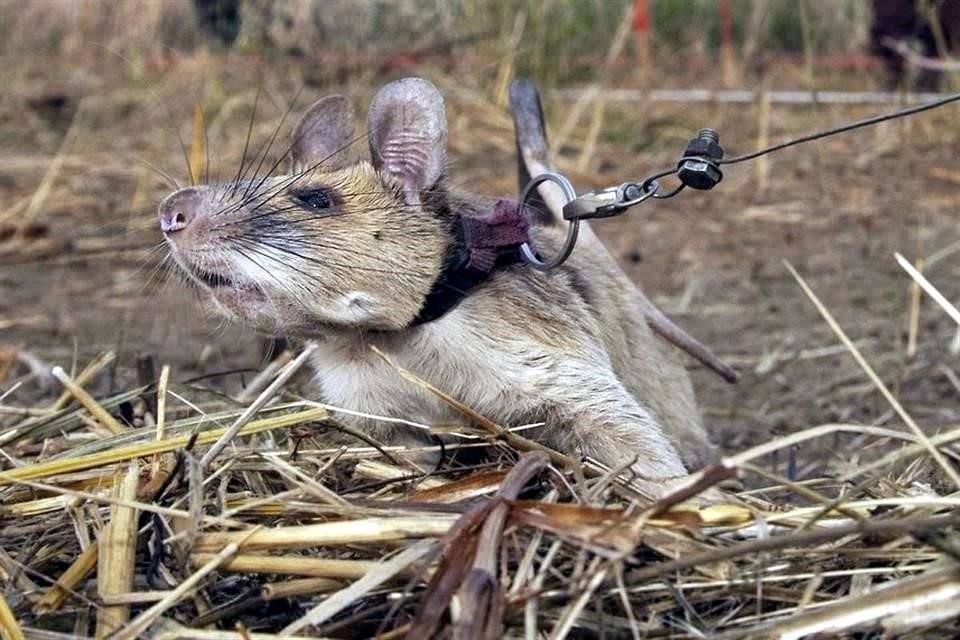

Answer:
[158,187,203,234]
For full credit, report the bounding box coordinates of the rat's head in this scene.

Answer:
[158,77,453,336]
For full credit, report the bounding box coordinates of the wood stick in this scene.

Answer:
[51,366,125,435]
[99,591,173,606]
[454,452,549,638]
[237,351,291,404]
[261,578,343,601]
[194,516,455,553]
[200,342,317,470]
[767,563,960,638]
[33,543,98,614]
[896,252,960,326]
[139,629,316,640]
[191,554,383,579]
[493,11,526,108]
[906,256,923,358]
[626,513,960,584]
[12,99,82,227]
[95,462,140,638]
[47,351,115,412]
[755,80,771,192]
[576,96,607,172]
[0,592,24,640]
[0,408,327,487]
[151,364,170,480]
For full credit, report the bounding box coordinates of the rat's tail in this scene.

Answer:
[509,78,559,226]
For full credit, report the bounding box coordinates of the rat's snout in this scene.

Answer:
[158,187,204,234]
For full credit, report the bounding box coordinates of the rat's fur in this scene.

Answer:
[159,78,714,484]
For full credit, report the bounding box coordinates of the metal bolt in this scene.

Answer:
[677,160,722,190]
[622,183,644,201]
[697,128,720,144]
[677,127,724,190]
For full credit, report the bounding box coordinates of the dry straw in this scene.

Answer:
[2,303,958,619]
[3,332,959,637]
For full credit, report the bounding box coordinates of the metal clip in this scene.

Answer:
[519,175,662,271]
[562,182,657,221]
[562,187,622,220]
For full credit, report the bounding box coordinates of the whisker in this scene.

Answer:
[231,241,317,302]
[251,237,431,279]
[140,251,173,293]
[231,83,263,198]
[137,157,181,191]
[203,105,211,185]
[231,129,371,217]
[242,233,440,277]
[242,85,305,202]
[210,194,424,231]
[176,118,192,186]
[231,246,298,303]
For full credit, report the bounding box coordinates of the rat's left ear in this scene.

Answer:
[367,77,447,205]
[291,95,356,173]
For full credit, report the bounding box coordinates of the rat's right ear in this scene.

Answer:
[367,77,447,206]
[291,95,356,173]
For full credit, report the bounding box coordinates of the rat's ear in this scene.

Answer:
[367,77,447,205]
[291,95,355,173]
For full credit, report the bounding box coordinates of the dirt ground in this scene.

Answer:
[2,52,960,480]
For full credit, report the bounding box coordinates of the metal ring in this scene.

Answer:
[518,172,580,271]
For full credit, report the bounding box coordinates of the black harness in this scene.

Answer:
[410,198,530,326]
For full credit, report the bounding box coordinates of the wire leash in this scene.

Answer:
[519,89,960,270]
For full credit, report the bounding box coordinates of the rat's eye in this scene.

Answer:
[291,187,333,211]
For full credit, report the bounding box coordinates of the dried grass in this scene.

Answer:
[1,328,958,639]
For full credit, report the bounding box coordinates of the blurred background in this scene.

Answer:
[1,0,959,464]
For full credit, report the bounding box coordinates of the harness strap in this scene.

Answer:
[410,198,530,326]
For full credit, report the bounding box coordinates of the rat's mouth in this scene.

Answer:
[190,266,264,301]
[175,256,271,319]
[193,267,233,289]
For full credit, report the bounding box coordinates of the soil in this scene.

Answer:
[2,53,959,480]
